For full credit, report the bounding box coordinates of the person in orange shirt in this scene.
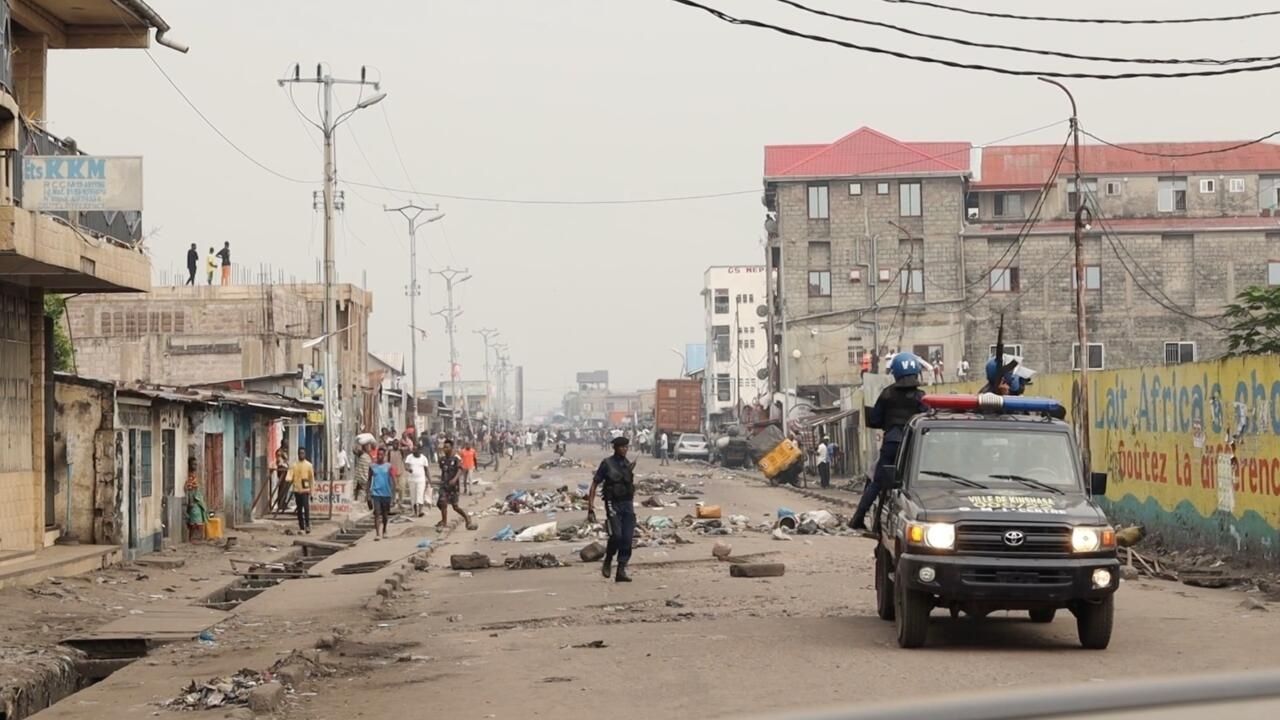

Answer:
[458,442,478,496]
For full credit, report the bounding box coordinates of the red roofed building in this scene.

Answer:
[761,127,1280,398]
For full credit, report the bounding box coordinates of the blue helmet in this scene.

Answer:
[986,357,1025,394]
[889,352,923,380]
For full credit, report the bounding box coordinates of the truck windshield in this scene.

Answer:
[916,428,1080,490]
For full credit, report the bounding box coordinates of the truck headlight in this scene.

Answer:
[907,522,955,550]
[1072,526,1116,553]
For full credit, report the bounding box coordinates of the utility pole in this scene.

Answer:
[1041,78,1092,478]
[475,329,500,422]
[494,350,510,425]
[279,63,385,511]
[734,301,743,421]
[431,267,472,433]
[384,203,443,431]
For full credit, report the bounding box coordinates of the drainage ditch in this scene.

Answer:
[2,526,367,720]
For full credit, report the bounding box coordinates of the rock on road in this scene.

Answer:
[32,446,1280,720]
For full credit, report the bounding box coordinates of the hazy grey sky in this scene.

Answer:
[46,0,1280,414]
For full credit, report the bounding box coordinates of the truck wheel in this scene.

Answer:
[1075,596,1114,649]
[894,570,931,648]
[1029,608,1056,623]
[875,550,895,621]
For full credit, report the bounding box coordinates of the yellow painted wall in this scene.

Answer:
[944,357,1280,558]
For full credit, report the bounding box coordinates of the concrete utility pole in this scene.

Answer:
[279,63,384,503]
[384,203,443,430]
[1041,78,1092,477]
[431,267,472,432]
[475,328,500,421]
[494,349,510,425]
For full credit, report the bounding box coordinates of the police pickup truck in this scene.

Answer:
[873,394,1119,649]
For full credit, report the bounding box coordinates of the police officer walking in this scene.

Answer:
[587,436,637,583]
[850,353,927,532]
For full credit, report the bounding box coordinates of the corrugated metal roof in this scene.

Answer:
[977,142,1280,188]
[765,127,970,180]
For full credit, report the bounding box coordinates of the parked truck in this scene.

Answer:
[654,379,703,456]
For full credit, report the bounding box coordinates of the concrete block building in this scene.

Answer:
[764,126,1280,397]
[0,1,175,561]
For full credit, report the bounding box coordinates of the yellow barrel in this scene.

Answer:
[205,515,224,540]
[758,442,803,479]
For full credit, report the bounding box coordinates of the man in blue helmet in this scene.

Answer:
[850,352,928,531]
[981,356,1026,396]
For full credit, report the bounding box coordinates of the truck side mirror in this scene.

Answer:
[1090,472,1108,496]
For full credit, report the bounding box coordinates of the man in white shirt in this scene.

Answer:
[658,431,670,466]
[524,430,535,456]
[957,359,970,382]
[403,447,432,518]
[816,436,831,489]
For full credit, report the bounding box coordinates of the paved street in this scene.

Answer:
[29,446,1280,720]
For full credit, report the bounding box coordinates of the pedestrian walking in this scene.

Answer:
[816,435,832,489]
[404,446,431,517]
[435,440,477,531]
[587,436,637,583]
[273,448,292,513]
[957,358,970,382]
[184,457,207,541]
[459,442,477,495]
[659,431,670,466]
[850,353,927,531]
[369,451,396,540]
[286,447,315,534]
[352,443,373,500]
[217,241,232,285]
[524,429,534,456]
[185,243,198,286]
[205,247,217,285]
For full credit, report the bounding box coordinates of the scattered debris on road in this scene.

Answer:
[579,542,606,562]
[165,669,273,710]
[568,640,607,649]
[450,553,492,570]
[730,563,787,578]
[505,553,564,570]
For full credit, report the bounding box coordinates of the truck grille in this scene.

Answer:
[954,523,1072,557]
[961,568,1072,586]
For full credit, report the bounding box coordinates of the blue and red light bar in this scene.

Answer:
[922,393,1065,416]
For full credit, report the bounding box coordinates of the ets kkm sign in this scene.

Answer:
[22,156,143,212]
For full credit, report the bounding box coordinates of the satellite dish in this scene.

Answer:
[755,305,768,318]
[756,368,769,381]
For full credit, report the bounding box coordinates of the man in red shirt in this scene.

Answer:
[458,443,478,495]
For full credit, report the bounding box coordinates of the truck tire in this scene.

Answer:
[1075,596,1114,649]
[894,568,931,648]
[1029,608,1056,623]
[875,550,895,621]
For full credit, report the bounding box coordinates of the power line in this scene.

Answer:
[774,0,1278,66]
[1080,128,1280,158]
[877,0,1280,25]
[668,0,1280,79]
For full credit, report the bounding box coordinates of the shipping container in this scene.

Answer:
[654,379,703,440]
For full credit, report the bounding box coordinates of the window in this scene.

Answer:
[1164,342,1196,365]
[899,181,922,217]
[900,268,923,294]
[1070,265,1102,290]
[807,184,830,219]
[993,192,1023,218]
[849,182,862,196]
[989,267,1020,293]
[1199,178,1216,194]
[808,271,832,297]
[139,430,153,498]
[1229,178,1245,193]
[989,343,1024,358]
[1104,181,1122,197]
[1158,177,1188,212]
[876,182,890,195]
[713,326,730,362]
[738,338,756,350]
[714,289,729,314]
[1270,261,1280,286]
[1067,179,1097,212]
[1072,343,1106,370]
[716,374,732,402]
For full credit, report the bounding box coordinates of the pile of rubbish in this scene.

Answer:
[635,474,703,497]
[493,520,561,542]
[166,669,270,710]
[774,508,844,535]
[488,486,588,516]
[505,553,564,570]
[538,457,587,470]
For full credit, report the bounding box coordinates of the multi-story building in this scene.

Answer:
[764,126,1280,396]
[0,1,177,560]
[702,265,769,427]
[764,127,972,398]
[426,380,490,420]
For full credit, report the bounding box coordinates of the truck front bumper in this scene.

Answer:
[898,552,1119,605]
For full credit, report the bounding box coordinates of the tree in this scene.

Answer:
[43,294,75,372]
[1223,285,1280,356]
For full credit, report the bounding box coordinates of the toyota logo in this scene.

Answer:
[1003,530,1026,547]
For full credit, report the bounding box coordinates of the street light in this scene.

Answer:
[301,323,356,350]
[355,91,386,109]
[669,347,686,376]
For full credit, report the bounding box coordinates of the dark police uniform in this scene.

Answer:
[593,453,636,581]
[851,382,928,529]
